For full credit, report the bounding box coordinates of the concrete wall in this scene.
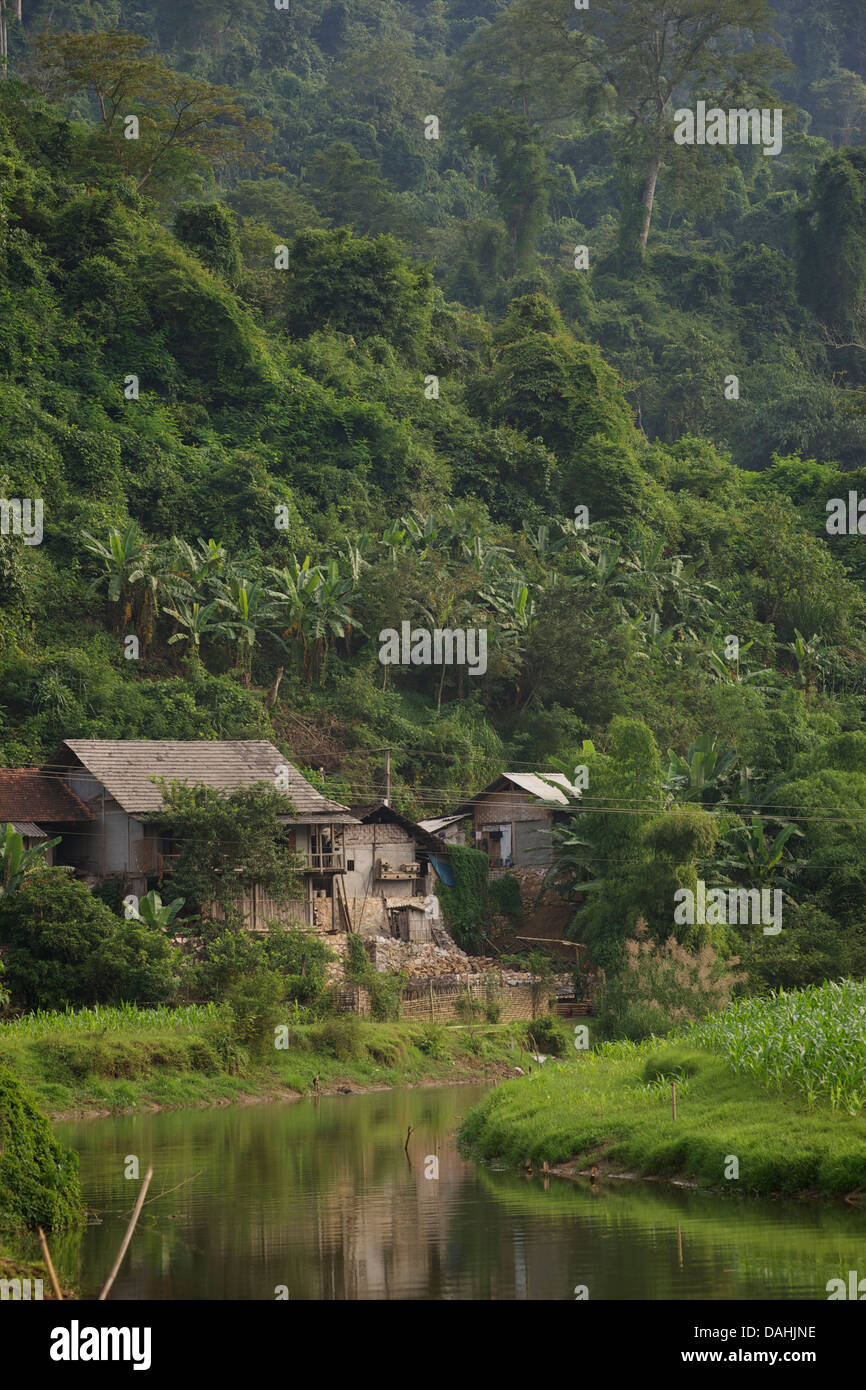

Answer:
[342,823,432,900]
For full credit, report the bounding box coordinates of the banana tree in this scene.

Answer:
[165,599,234,664]
[779,629,828,692]
[166,537,227,598]
[662,735,739,806]
[709,816,804,891]
[82,522,151,634]
[305,560,362,681]
[0,823,60,897]
[704,641,775,686]
[267,555,321,657]
[217,575,276,686]
[134,890,186,931]
[628,611,692,661]
[576,538,629,607]
[522,521,567,562]
[542,811,606,898]
[380,522,411,566]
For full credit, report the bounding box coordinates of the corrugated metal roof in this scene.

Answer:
[0,770,94,823]
[490,772,576,805]
[418,814,468,832]
[59,740,356,820]
[453,770,580,814]
[11,821,48,838]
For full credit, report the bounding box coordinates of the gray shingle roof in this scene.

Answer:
[58,740,356,821]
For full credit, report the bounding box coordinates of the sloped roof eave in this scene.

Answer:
[53,740,354,819]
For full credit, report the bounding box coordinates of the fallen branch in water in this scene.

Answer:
[98,1164,153,1301]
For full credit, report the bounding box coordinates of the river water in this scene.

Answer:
[36,1084,866,1300]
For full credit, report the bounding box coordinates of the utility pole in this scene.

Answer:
[384,748,391,807]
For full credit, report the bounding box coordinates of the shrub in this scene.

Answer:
[0,871,179,1009]
[415,1024,448,1058]
[264,926,334,1012]
[436,846,489,952]
[0,1065,84,1231]
[366,1032,407,1066]
[454,992,485,1022]
[344,933,404,1020]
[524,1014,570,1056]
[311,1015,366,1061]
[642,1048,706,1084]
[225,969,284,1054]
[488,874,523,922]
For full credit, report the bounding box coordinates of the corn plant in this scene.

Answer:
[689,980,866,1114]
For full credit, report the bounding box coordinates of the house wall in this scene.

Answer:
[473,790,555,868]
[342,824,432,901]
[438,820,469,845]
[59,775,142,876]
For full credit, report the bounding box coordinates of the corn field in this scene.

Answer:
[689,980,866,1114]
[0,1001,221,1037]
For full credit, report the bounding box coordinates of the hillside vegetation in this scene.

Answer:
[2,2,866,997]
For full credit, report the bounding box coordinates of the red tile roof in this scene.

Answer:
[0,770,94,824]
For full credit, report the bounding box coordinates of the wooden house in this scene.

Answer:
[42,739,358,928]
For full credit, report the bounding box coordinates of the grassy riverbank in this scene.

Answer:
[459,1038,866,1199]
[0,1005,539,1120]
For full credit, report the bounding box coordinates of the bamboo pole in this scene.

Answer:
[98,1164,153,1301]
[37,1227,63,1301]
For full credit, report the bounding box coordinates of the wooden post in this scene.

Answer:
[37,1227,63,1301]
[672,1080,677,1121]
[429,979,434,1020]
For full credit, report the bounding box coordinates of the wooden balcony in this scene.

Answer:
[302,850,344,873]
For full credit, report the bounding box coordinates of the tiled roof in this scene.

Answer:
[0,770,94,823]
[57,740,356,820]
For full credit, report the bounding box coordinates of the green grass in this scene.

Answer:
[458,1038,866,1198]
[0,1008,538,1117]
[687,979,866,1113]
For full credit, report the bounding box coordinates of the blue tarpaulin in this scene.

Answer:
[429,854,454,887]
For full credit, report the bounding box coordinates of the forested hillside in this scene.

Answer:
[3,0,866,984]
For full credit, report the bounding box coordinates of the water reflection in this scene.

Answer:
[33,1086,866,1301]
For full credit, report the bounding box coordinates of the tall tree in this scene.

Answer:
[36,30,273,193]
[464,110,549,272]
[457,0,783,255]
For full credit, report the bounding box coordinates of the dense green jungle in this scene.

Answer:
[3,0,866,987]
